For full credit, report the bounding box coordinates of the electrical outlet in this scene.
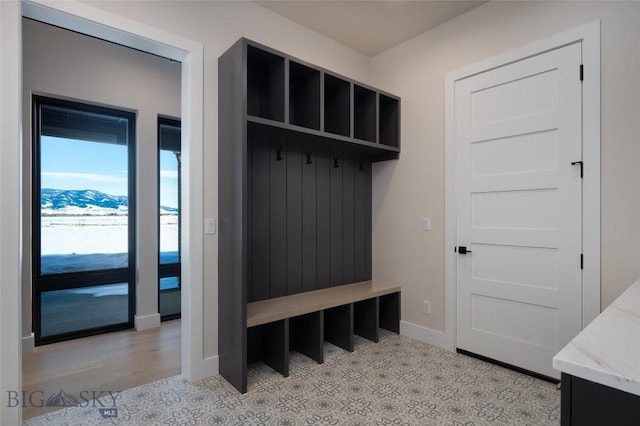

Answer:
[422,300,431,315]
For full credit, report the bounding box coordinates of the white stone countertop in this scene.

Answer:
[553,279,640,396]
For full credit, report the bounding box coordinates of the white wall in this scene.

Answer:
[1,1,23,424]
[84,0,371,359]
[370,1,640,333]
[22,18,181,341]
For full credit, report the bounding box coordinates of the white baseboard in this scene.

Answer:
[202,355,219,378]
[22,333,35,353]
[135,313,161,330]
[400,321,453,351]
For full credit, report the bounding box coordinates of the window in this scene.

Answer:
[33,96,136,344]
[158,117,181,320]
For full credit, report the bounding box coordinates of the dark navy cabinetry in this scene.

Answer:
[561,373,639,426]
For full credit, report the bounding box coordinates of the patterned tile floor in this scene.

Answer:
[24,331,560,425]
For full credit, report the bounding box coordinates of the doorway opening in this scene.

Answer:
[2,2,204,422]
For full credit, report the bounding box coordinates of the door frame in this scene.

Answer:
[444,21,601,352]
[1,1,204,423]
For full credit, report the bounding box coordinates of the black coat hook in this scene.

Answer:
[306,153,313,164]
[276,147,283,161]
[333,157,340,168]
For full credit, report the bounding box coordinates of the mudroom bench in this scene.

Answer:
[219,37,402,393]
[246,280,401,379]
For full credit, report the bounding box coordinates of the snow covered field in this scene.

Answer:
[41,213,179,282]
[41,214,178,255]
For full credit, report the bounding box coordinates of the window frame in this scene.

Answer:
[32,95,137,345]
[158,116,181,321]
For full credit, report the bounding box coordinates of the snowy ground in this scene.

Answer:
[41,214,178,255]
[41,214,180,286]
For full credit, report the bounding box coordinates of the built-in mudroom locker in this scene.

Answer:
[218,38,401,393]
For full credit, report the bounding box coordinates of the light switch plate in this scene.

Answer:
[422,217,431,231]
[205,218,216,235]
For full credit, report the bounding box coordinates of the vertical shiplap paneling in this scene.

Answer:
[250,129,374,299]
[270,127,287,298]
[330,142,344,286]
[354,156,367,282]
[302,135,318,292]
[316,138,332,289]
[247,128,253,303]
[342,147,356,283]
[286,131,303,295]
[364,161,373,279]
[249,124,271,301]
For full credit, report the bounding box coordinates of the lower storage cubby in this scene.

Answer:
[241,283,401,391]
[354,297,379,342]
[324,303,354,352]
[380,292,400,333]
[247,319,290,377]
[290,311,324,364]
[246,291,400,384]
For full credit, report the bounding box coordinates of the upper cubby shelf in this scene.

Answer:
[379,94,400,148]
[247,45,285,122]
[324,74,350,137]
[243,39,400,158]
[354,85,376,143]
[289,61,320,130]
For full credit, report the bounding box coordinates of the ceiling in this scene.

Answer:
[255,1,487,57]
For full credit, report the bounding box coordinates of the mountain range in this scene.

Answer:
[41,188,178,215]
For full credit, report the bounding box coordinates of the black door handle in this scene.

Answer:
[571,161,583,178]
[458,246,472,254]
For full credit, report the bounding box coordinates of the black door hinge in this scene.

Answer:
[580,253,584,270]
[580,64,584,81]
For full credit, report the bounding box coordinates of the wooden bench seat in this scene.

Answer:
[245,280,401,381]
[247,280,401,327]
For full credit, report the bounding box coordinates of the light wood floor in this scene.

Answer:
[22,320,181,420]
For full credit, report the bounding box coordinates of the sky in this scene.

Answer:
[41,136,179,208]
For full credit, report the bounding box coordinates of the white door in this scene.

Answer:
[455,43,582,379]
